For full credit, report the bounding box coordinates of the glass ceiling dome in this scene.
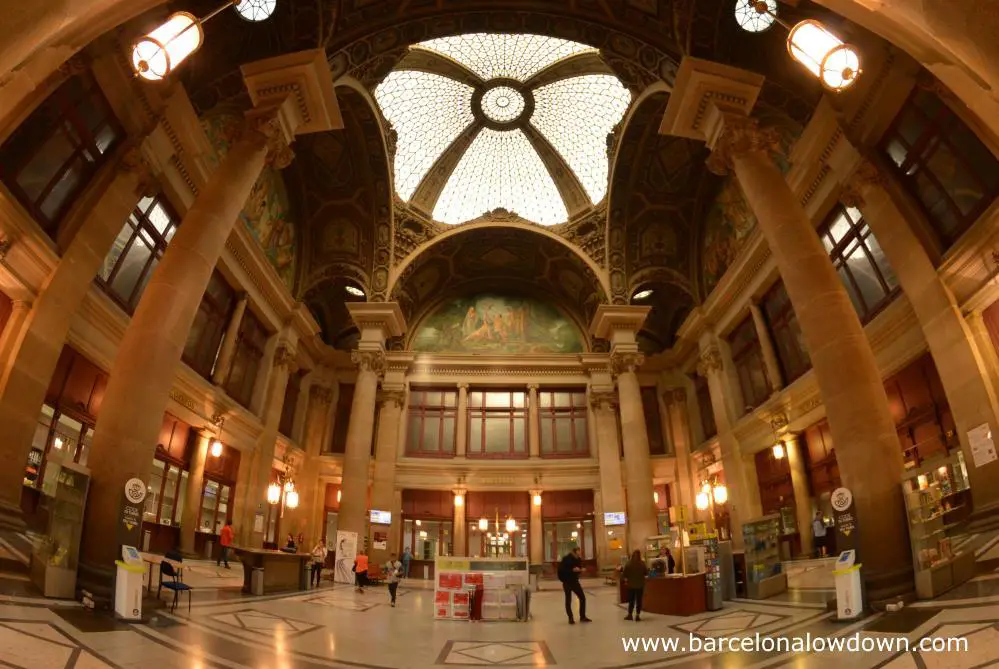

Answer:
[374,33,632,226]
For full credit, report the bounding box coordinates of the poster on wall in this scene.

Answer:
[968,423,998,467]
[334,531,358,585]
[830,487,858,556]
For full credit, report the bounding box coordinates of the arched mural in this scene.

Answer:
[201,112,298,289]
[411,294,585,354]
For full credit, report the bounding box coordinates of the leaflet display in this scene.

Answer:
[434,557,530,621]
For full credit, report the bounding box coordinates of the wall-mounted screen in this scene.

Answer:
[603,512,626,526]
[370,509,392,525]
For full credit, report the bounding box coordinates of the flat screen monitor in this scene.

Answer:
[370,509,392,525]
[604,511,626,526]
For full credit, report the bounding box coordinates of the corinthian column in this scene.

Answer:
[370,387,406,566]
[283,380,333,544]
[339,349,384,540]
[662,388,695,515]
[528,383,541,458]
[211,292,249,385]
[662,58,909,599]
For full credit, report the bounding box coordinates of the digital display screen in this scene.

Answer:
[603,512,626,526]
[122,546,141,562]
[370,509,392,525]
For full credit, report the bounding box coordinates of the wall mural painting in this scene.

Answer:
[412,294,585,354]
[201,113,298,289]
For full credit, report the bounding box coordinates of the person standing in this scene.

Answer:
[812,511,828,557]
[385,553,403,607]
[310,539,328,588]
[558,546,590,624]
[622,550,647,621]
[402,547,412,578]
[218,521,234,569]
[354,551,369,593]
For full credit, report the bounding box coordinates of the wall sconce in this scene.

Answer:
[415,519,422,527]
[653,491,659,505]
[532,493,542,507]
[53,437,64,450]
[505,517,518,533]
[337,489,342,504]
[772,442,786,460]
[478,517,489,531]
[454,493,464,507]
[267,482,281,505]
[571,531,579,539]
[210,416,225,457]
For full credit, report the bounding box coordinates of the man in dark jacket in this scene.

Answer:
[558,546,591,624]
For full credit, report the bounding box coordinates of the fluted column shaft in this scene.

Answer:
[613,353,658,551]
[211,292,249,385]
[338,350,384,539]
[455,383,468,457]
[180,430,211,555]
[713,114,909,597]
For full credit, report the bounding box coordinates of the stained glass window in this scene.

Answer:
[375,71,475,200]
[416,34,594,82]
[531,75,631,203]
[433,128,567,225]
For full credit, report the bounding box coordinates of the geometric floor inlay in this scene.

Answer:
[436,640,555,666]
[304,595,376,612]
[880,622,999,669]
[208,609,321,637]
[0,621,115,669]
[673,610,786,638]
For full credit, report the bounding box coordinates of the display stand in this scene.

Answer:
[742,514,787,600]
[902,452,975,599]
[689,532,722,610]
[434,557,529,621]
[30,461,90,599]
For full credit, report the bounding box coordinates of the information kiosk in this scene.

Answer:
[114,546,146,621]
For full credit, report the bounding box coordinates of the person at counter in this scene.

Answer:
[281,534,297,553]
[558,546,591,625]
[622,550,648,622]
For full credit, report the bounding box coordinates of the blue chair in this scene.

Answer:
[159,560,192,612]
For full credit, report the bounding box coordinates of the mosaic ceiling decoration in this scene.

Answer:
[374,33,631,226]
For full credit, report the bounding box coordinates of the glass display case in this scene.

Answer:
[30,460,90,598]
[742,514,787,599]
[902,451,975,598]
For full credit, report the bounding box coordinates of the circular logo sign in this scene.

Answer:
[831,487,853,512]
[124,478,147,505]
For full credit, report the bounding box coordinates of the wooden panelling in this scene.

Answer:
[802,420,841,497]
[324,483,341,511]
[466,491,530,520]
[654,483,671,511]
[754,449,794,515]
[156,413,192,465]
[884,352,954,465]
[204,442,240,484]
[542,489,594,519]
[44,346,109,422]
[402,489,453,519]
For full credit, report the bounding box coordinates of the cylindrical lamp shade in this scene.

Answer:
[505,517,517,533]
[713,484,728,506]
[695,492,710,511]
[266,483,281,505]
[478,517,489,531]
[285,489,300,509]
[131,12,204,81]
[210,440,223,458]
[787,20,861,91]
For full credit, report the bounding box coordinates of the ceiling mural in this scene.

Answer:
[411,293,585,354]
[201,111,298,289]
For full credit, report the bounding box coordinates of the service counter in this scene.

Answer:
[234,547,310,594]
[619,573,707,616]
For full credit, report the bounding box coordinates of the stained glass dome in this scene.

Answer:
[374,34,632,226]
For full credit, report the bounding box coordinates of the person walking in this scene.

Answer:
[401,547,412,578]
[558,546,590,624]
[218,521,234,569]
[310,539,328,588]
[385,553,403,607]
[354,552,369,593]
[812,511,828,557]
[622,550,647,621]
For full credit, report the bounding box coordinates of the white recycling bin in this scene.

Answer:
[114,546,146,621]
[832,550,863,620]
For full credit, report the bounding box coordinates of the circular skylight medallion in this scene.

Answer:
[735,0,777,32]
[481,86,525,124]
[235,0,276,22]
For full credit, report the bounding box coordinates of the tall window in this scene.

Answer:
[406,388,457,457]
[467,389,528,458]
[760,282,811,384]
[539,389,588,457]
[881,84,999,248]
[143,457,188,527]
[24,404,97,489]
[197,479,232,535]
[279,370,304,438]
[98,194,179,312]
[641,387,667,455]
[328,384,354,454]
[223,309,268,408]
[0,73,123,233]
[694,375,717,441]
[729,317,770,412]
[544,520,594,561]
[403,519,453,559]
[182,271,235,380]
[818,205,899,323]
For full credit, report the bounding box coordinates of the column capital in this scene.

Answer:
[662,387,687,407]
[377,388,406,409]
[840,158,889,208]
[273,343,298,371]
[696,346,723,376]
[242,110,295,170]
[457,382,469,391]
[609,350,645,376]
[351,349,386,376]
[589,389,618,410]
[118,142,157,197]
[706,114,784,177]
[310,384,334,406]
[527,383,540,392]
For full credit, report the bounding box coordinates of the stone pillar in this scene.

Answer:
[211,292,249,386]
[663,388,696,514]
[841,157,999,512]
[529,490,544,565]
[749,302,784,391]
[589,386,625,562]
[0,147,149,530]
[283,380,332,545]
[785,434,814,558]
[661,59,910,598]
[180,430,211,555]
[453,490,467,557]
[612,353,658,552]
[233,449,256,544]
[455,383,468,457]
[528,383,541,458]
[370,387,406,566]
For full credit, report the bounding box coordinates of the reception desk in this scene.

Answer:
[620,573,707,616]
[234,547,310,595]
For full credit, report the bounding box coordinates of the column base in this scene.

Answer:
[77,559,116,608]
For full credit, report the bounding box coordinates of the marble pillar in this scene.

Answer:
[613,352,659,551]
[785,435,814,558]
[590,389,625,559]
[211,292,249,386]
[283,382,333,545]
[0,148,148,530]
[529,490,543,565]
[528,384,540,458]
[453,490,467,557]
[338,349,384,540]
[180,430,211,555]
[663,388,696,514]
[455,383,468,457]
[750,302,784,391]
[842,157,999,511]
[370,388,405,566]
[593,489,607,566]
[0,300,31,373]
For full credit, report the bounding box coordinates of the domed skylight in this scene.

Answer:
[374,33,632,226]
